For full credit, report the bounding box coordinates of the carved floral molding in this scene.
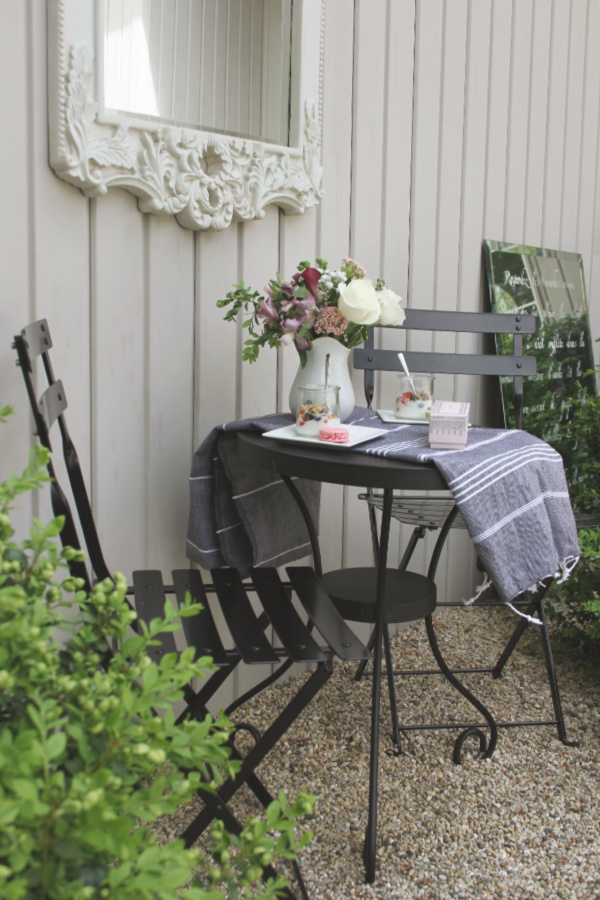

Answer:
[47,1,324,231]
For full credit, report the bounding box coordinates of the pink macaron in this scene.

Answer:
[319,426,350,444]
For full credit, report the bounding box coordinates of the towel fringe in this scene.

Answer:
[504,603,543,626]
[555,555,580,584]
[463,579,543,625]
[462,575,493,606]
[503,558,580,626]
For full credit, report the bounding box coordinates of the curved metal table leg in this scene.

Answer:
[424,614,498,761]
[281,473,322,576]
[424,504,499,762]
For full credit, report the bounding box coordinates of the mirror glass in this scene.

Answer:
[102,0,292,145]
[483,240,597,508]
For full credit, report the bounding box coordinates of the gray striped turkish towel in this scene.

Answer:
[186,413,320,576]
[347,408,580,604]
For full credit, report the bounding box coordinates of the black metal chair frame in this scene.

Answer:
[13,319,371,900]
[324,308,576,752]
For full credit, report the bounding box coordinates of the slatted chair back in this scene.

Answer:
[14,320,111,590]
[13,319,370,895]
[355,308,537,427]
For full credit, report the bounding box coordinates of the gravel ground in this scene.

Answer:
[157,607,600,899]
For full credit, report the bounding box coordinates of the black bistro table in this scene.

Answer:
[237,429,497,883]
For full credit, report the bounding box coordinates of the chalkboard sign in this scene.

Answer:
[483,240,596,500]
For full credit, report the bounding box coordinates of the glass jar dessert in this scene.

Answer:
[394,374,435,421]
[295,384,341,436]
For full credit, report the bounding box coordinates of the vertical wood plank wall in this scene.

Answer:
[2,0,600,704]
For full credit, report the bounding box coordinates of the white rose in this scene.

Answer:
[377,287,406,326]
[337,279,381,325]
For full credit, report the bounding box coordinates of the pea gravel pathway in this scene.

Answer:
[159,606,600,899]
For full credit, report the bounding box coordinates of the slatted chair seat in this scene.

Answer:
[13,318,370,900]
[358,492,466,531]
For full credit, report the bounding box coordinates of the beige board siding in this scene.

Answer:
[0,1,36,542]
[2,0,600,699]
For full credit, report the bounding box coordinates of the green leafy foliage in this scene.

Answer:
[0,409,314,899]
[547,524,600,672]
[543,349,600,670]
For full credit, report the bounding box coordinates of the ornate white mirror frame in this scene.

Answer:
[47,0,324,231]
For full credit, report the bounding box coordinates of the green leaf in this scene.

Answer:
[45,731,66,760]
[44,517,65,538]
[10,779,39,801]
[266,800,281,828]
[0,802,20,825]
[26,704,44,734]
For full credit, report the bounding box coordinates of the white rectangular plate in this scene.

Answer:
[376,409,430,425]
[263,423,387,449]
[376,409,472,426]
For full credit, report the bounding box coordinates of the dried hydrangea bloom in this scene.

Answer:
[314,306,349,336]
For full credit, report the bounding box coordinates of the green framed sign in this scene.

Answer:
[483,240,596,500]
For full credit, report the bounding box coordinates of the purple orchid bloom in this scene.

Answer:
[280,317,303,345]
[280,281,296,296]
[292,297,317,330]
[257,298,278,323]
[294,334,311,351]
[294,295,317,313]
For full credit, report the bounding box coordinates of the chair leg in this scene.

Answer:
[198,794,308,900]
[355,519,438,738]
[398,525,427,571]
[180,661,333,848]
[491,581,576,746]
[353,627,377,682]
[535,598,577,746]
[383,624,402,754]
[353,524,426,684]
[491,582,552,678]
[368,493,380,563]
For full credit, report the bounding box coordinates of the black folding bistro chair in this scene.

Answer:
[13,319,371,900]
[321,308,576,752]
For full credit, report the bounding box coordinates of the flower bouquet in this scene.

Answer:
[217,257,405,367]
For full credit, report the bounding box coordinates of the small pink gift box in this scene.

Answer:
[428,400,470,450]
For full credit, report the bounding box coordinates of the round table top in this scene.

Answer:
[237,430,449,492]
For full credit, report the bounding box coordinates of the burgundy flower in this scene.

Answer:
[293,267,322,299]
